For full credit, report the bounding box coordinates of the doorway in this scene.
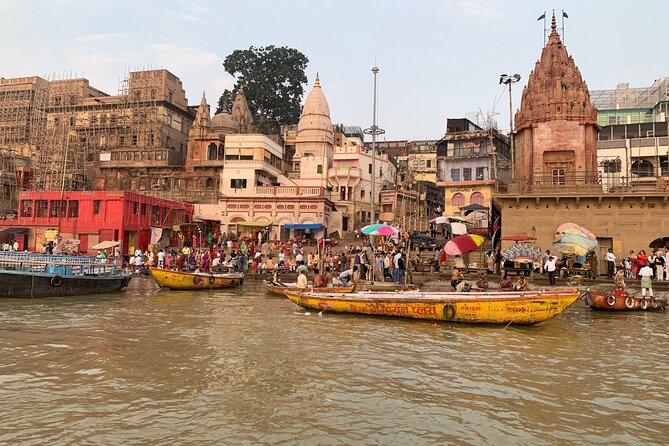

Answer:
[597,237,613,277]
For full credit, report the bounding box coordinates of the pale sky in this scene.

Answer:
[1,0,667,141]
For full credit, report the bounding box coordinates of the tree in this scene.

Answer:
[215,46,309,134]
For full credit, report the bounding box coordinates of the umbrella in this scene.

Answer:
[361,224,400,236]
[649,237,669,249]
[501,235,537,242]
[444,234,485,255]
[92,240,120,250]
[450,222,468,235]
[429,216,450,224]
[555,222,596,240]
[553,242,590,257]
[444,215,471,222]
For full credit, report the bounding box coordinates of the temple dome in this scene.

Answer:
[297,75,333,138]
[515,14,598,130]
[211,112,239,133]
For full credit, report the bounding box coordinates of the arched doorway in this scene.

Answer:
[631,159,654,177]
[207,143,217,161]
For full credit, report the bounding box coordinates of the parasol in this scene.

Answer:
[555,222,596,241]
[444,234,485,255]
[553,242,590,257]
[450,222,469,235]
[361,224,400,236]
[92,240,120,250]
[501,235,537,242]
[429,216,450,224]
[553,223,597,256]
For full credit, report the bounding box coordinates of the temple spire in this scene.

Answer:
[314,73,320,88]
[551,11,557,31]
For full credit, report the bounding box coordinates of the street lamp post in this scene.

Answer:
[364,66,385,225]
[499,73,521,181]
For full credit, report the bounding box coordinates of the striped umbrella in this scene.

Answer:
[361,224,400,236]
[444,234,485,255]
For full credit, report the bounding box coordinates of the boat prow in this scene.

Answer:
[284,289,581,325]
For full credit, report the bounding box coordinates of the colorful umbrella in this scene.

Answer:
[361,224,400,236]
[553,242,590,257]
[553,223,598,256]
[555,223,596,241]
[444,234,485,255]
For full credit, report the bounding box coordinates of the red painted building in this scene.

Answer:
[0,191,193,255]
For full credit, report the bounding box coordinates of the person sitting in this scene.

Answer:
[296,270,308,289]
[339,265,358,286]
[451,267,464,290]
[514,275,529,291]
[456,281,471,292]
[499,273,514,291]
[332,274,344,287]
[614,267,626,290]
[475,273,489,291]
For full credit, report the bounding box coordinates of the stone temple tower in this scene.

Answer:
[294,75,334,188]
[513,13,599,186]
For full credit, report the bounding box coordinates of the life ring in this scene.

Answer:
[624,296,635,309]
[209,276,216,285]
[50,275,62,287]
[606,294,616,306]
[121,277,130,288]
[640,299,649,310]
[443,304,456,320]
[193,276,204,286]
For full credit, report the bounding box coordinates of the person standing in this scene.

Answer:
[605,248,616,279]
[639,263,654,300]
[296,270,308,289]
[654,250,665,282]
[545,255,558,286]
[396,253,406,284]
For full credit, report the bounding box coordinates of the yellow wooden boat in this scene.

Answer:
[149,268,244,291]
[263,280,354,296]
[284,289,581,325]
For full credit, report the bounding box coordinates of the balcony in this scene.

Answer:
[99,149,185,168]
[254,186,330,199]
[224,159,281,176]
[499,172,669,195]
[328,166,361,180]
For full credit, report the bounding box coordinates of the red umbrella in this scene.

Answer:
[501,235,537,242]
[444,234,485,255]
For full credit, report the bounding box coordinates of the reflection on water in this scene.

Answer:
[1,278,668,445]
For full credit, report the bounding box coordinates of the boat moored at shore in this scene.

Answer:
[149,267,244,290]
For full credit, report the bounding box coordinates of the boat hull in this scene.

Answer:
[150,268,244,290]
[285,289,580,325]
[585,290,667,311]
[263,281,354,296]
[0,270,131,298]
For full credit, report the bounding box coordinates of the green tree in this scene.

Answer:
[215,45,309,134]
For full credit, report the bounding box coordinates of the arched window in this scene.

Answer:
[631,160,654,177]
[205,177,215,190]
[207,143,217,161]
[218,143,225,160]
[452,193,465,207]
[470,192,484,205]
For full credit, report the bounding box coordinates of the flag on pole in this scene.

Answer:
[537,13,546,21]
[562,11,569,18]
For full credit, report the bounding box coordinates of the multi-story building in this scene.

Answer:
[435,118,511,229]
[495,14,669,271]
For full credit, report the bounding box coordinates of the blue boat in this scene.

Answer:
[0,252,131,298]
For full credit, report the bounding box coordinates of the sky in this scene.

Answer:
[1,0,668,141]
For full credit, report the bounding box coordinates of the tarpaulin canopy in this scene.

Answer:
[460,203,489,211]
[283,224,323,230]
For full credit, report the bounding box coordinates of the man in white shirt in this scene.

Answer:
[544,255,558,286]
[639,264,654,299]
[605,248,616,279]
[295,252,303,265]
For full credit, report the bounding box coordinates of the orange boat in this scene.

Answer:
[263,280,354,296]
[584,289,667,311]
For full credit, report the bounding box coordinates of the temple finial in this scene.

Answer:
[315,72,320,88]
[551,11,556,31]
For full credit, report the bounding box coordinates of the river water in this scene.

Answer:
[1,277,668,446]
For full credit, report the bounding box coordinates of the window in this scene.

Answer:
[317,165,323,174]
[110,115,117,125]
[382,204,392,212]
[361,189,365,199]
[68,200,79,217]
[206,177,215,190]
[69,117,75,126]
[166,114,173,125]
[20,200,33,217]
[452,193,465,207]
[35,200,48,217]
[552,169,566,185]
[119,136,125,146]
[368,164,372,174]
[601,159,622,173]
[231,179,247,189]
[631,160,654,177]
[49,200,66,218]
[463,168,472,181]
[132,201,139,214]
[131,135,138,146]
[141,203,147,215]
[470,192,484,205]
[93,200,101,215]
[168,92,173,102]
[419,160,425,168]
[427,160,432,168]
[451,168,461,182]
[207,143,217,160]
[149,132,155,146]
[476,167,485,180]
[413,160,419,168]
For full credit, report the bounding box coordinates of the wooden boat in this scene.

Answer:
[0,252,131,298]
[284,289,581,325]
[355,281,416,292]
[584,289,667,311]
[263,280,354,296]
[149,267,244,290]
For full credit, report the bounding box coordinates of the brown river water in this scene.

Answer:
[1,277,668,446]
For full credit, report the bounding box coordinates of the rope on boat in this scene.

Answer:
[504,293,540,329]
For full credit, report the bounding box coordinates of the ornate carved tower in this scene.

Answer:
[513,13,599,186]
